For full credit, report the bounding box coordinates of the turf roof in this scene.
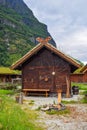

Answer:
[0,67,21,75]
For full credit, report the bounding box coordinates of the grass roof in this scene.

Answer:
[0,67,21,75]
[73,66,84,74]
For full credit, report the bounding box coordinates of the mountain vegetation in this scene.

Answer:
[0,0,56,66]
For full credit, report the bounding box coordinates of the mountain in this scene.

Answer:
[0,0,56,66]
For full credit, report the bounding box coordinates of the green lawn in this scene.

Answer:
[71,82,87,90]
[0,84,87,130]
[0,89,14,95]
[0,90,44,130]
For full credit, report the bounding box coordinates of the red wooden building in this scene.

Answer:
[71,64,87,83]
[11,37,81,96]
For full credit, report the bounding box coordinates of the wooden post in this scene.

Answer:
[3,76,6,82]
[57,89,62,109]
[46,91,48,97]
[57,89,62,104]
[66,76,71,98]
[19,92,23,104]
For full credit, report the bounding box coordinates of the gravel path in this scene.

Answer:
[38,104,87,130]
[23,95,87,130]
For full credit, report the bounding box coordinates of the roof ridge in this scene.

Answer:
[11,42,81,70]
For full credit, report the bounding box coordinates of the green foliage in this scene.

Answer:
[0,94,44,130]
[71,83,87,90]
[80,96,87,104]
[0,82,16,90]
[0,67,21,74]
[0,89,14,95]
[61,100,77,104]
[46,108,70,115]
[0,4,52,66]
[79,90,87,103]
[80,90,87,95]
[28,100,35,105]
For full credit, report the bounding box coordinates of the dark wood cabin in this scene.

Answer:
[11,38,81,97]
[71,64,87,83]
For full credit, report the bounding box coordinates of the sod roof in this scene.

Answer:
[0,67,21,75]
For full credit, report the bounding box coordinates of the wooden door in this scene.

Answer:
[23,68,39,89]
[39,67,53,90]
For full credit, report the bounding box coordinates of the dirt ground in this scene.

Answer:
[38,104,87,130]
[23,96,87,130]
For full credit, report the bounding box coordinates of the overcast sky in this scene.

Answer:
[24,0,87,64]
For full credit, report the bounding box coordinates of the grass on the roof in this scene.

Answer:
[0,67,21,75]
[73,66,84,74]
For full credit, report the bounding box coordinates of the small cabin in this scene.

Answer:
[71,64,87,83]
[0,67,21,83]
[11,37,81,97]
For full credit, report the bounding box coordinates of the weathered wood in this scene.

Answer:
[23,88,49,97]
[66,76,71,98]
[71,65,87,83]
[71,73,87,83]
[22,48,71,95]
[57,89,62,104]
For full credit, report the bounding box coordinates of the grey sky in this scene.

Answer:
[24,0,87,64]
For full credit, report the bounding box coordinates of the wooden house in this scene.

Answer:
[0,67,21,83]
[71,64,87,83]
[11,37,81,97]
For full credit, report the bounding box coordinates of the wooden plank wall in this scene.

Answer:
[22,47,71,93]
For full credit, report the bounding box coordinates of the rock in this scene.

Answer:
[47,123,61,130]
[41,106,50,111]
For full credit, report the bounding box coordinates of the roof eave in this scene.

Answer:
[11,42,81,70]
[11,43,44,70]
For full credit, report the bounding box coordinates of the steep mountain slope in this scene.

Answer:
[0,0,56,66]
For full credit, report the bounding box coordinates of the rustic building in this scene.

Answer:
[11,37,81,96]
[71,64,87,83]
[0,67,21,83]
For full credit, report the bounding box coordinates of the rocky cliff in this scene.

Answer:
[0,0,56,66]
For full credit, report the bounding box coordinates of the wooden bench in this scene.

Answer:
[23,89,50,97]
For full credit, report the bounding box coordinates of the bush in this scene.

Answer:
[0,82,16,89]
